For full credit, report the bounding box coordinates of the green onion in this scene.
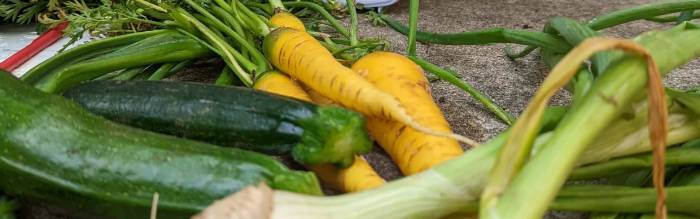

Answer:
[646,11,700,23]
[380,14,570,53]
[481,27,700,219]
[588,0,700,30]
[572,140,700,180]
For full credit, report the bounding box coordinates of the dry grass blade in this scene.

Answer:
[646,46,668,219]
[150,192,159,219]
[480,37,667,219]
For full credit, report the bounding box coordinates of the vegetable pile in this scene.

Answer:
[1,0,699,219]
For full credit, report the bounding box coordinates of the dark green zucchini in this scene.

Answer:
[63,80,372,167]
[0,72,321,219]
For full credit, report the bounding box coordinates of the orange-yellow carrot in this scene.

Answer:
[307,157,385,192]
[305,86,340,106]
[254,71,311,100]
[253,72,386,192]
[351,52,464,175]
[262,28,477,146]
[270,11,306,31]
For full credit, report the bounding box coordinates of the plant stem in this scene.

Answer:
[191,13,256,72]
[283,1,350,38]
[407,0,419,56]
[410,56,515,125]
[577,110,700,165]
[544,17,621,76]
[346,0,359,46]
[215,67,235,85]
[504,45,537,59]
[227,0,255,33]
[677,10,696,24]
[551,185,700,215]
[174,8,253,86]
[235,108,700,219]
[489,29,700,219]
[571,146,700,180]
[331,42,385,56]
[133,0,166,13]
[646,12,700,23]
[380,14,570,53]
[268,0,286,11]
[588,0,700,30]
[146,63,176,81]
[234,0,271,36]
[210,5,247,43]
[243,2,274,15]
[113,66,149,80]
[148,60,192,81]
[213,0,234,12]
[183,0,268,74]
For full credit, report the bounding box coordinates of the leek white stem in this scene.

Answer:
[202,116,700,219]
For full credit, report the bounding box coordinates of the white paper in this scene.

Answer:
[0,24,91,77]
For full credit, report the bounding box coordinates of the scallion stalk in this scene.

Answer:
[483,26,700,219]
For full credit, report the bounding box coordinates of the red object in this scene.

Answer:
[0,22,69,73]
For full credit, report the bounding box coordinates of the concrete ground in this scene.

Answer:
[16,0,700,218]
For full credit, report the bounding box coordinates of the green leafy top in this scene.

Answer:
[0,0,50,24]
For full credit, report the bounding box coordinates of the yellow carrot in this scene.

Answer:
[254,71,311,100]
[270,11,306,31]
[305,86,340,106]
[307,157,385,193]
[351,52,464,175]
[253,72,386,192]
[262,28,477,146]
